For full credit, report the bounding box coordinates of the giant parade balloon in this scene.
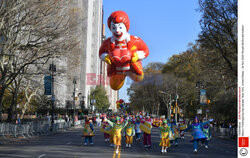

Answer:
[116,99,125,109]
[99,11,149,90]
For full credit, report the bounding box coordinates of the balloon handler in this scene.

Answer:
[178,119,187,139]
[104,116,128,154]
[140,116,153,148]
[201,119,212,149]
[171,119,180,146]
[82,117,95,146]
[166,119,176,146]
[184,116,213,153]
[135,117,142,141]
[108,117,115,147]
[100,117,111,143]
[99,10,149,90]
[154,120,171,154]
[124,119,135,148]
[160,120,171,154]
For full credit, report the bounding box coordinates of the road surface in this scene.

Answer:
[0,126,237,158]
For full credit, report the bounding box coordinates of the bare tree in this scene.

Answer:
[0,0,78,121]
[198,0,237,85]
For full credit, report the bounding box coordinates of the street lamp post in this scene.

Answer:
[175,94,179,122]
[159,90,174,120]
[80,95,86,109]
[72,78,76,127]
[90,92,96,114]
[196,81,205,118]
[90,99,96,113]
[175,82,179,122]
[49,62,56,130]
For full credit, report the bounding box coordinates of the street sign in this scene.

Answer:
[207,99,211,104]
[44,75,52,95]
[91,99,96,104]
[175,94,179,100]
[200,89,207,105]
[197,109,202,114]
[179,109,183,113]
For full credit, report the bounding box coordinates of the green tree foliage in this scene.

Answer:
[128,62,164,115]
[90,85,110,111]
[161,42,236,121]
[162,44,202,82]
[197,0,237,121]
[127,1,237,122]
[162,47,202,118]
[128,62,193,118]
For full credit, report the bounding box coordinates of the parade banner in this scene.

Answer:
[83,125,95,137]
[200,89,207,105]
[197,109,202,115]
[172,125,180,139]
[44,75,52,95]
[179,124,187,131]
[152,120,161,127]
[139,121,152,134]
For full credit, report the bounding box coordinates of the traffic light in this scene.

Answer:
[207,99,211,104]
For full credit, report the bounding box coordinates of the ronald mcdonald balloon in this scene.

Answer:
[99,11,149,90]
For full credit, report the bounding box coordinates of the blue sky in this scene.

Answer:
[103,0,202,102]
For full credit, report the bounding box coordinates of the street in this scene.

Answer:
[0,127,237,158]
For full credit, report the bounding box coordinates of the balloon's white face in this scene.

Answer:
[110,22,127,40]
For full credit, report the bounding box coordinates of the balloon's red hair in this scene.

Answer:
[108,11,130,31]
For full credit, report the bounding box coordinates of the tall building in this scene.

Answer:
[100,23,119,111]
[53,0,118,111]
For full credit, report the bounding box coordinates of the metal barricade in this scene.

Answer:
[211,127,237,138]
[0,123,6,139]
[27,122,35,136]
[0,120,77,140]
[42,123,50,135]
[15,124,24,138]
[23,124,30,137]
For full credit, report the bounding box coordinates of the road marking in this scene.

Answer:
[66,142,72,145]
[113,149,116,158]
[118,149,121,158]
[112,148,121,158]
[37,154,46,158]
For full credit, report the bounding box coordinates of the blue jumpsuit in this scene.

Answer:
[185,121,211,150]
